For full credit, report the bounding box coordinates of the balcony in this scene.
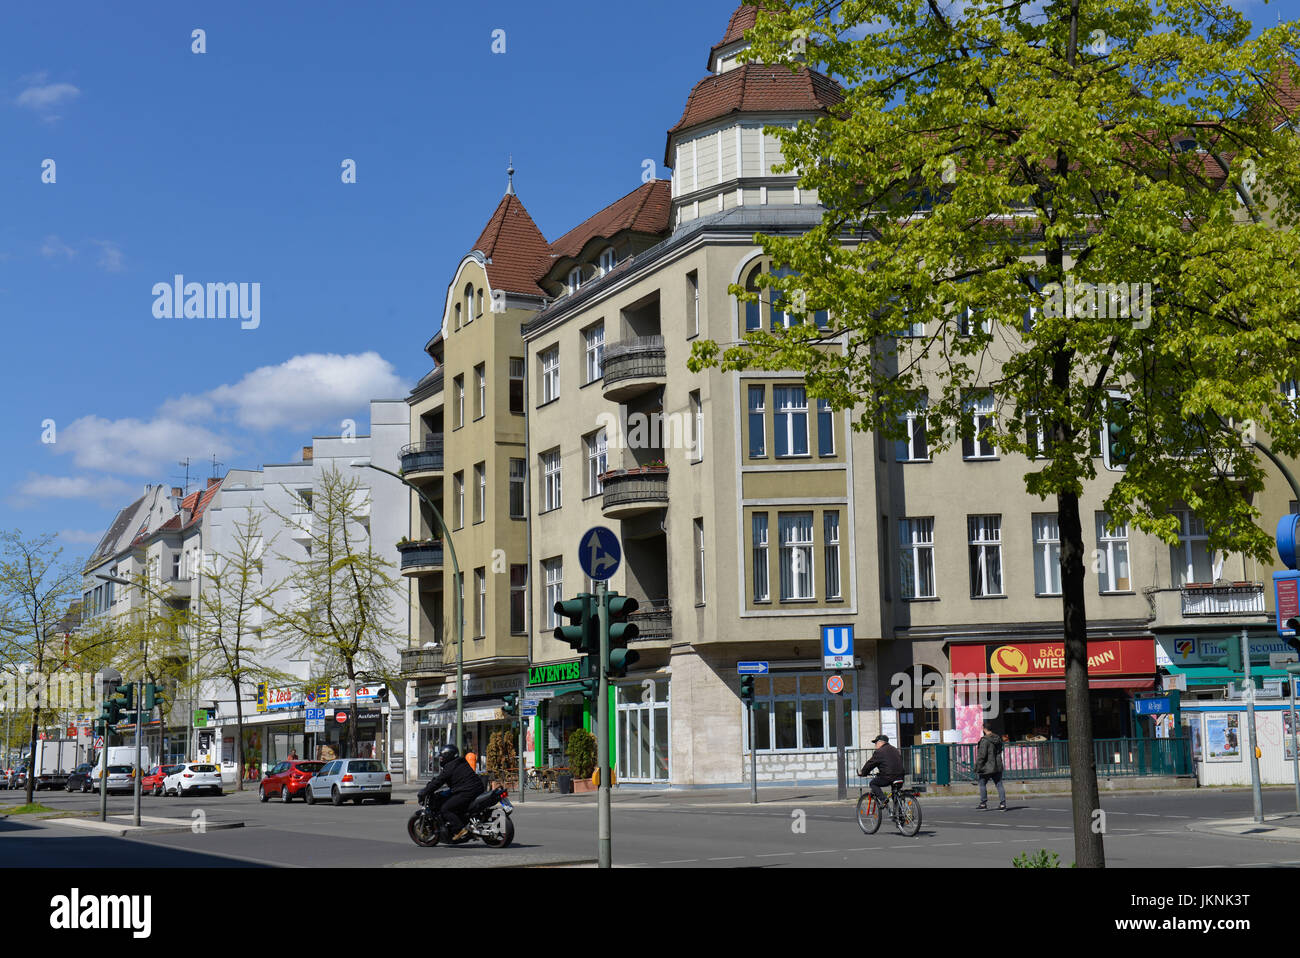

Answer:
[629,602,672,642]
[398,540,444,577]
[288,511,314,542]
[1147,583,1268,630]
[164,577,192,601]
[601,336,666,402]
[400,439,444,482]
[600,468,669,520]
[401,646,446,677]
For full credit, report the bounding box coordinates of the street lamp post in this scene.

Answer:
[350,459,465,756]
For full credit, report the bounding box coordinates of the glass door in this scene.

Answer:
[616,679,670,783]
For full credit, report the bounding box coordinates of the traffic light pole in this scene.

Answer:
[749,702,757,805]
[134,680,143,827]
[1241,630,1263,825]
[596,580,611,869]
[98,721,108,822]
[1289,666,1300,814]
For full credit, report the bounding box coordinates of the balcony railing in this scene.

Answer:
[400,439,444,475]
[1180,583,1266,616]
[629,603,672,641]
[401,646,445,676]
[397,540,444,575]
[600,468,669,518]
[601,337,666,399]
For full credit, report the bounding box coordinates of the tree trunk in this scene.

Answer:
[234,692,245,792]
[24,715,37,807]
[347,663,358,759]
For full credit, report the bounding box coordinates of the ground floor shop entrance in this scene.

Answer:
[616,678,670,783]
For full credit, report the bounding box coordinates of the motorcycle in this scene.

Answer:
[407,785,515,848]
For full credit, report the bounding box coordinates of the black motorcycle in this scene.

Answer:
[407,785,515,848]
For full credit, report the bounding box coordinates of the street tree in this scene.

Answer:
[268,468,399,760]
[689,0,1300,866]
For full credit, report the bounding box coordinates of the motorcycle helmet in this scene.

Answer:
[438,744,460,768]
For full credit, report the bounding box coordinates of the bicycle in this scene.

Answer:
[857,779,924,837]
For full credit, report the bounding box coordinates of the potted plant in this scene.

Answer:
[566,728,597,792]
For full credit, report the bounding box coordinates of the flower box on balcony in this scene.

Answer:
[599,466,669,481]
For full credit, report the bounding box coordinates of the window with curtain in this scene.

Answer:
[774,386,809,457]
[898,398,930,461]
[1096,512,1131,593]
[824,511,841,600]
[968,515,1003,597]
[779,512,815,600]
[585,430,607,496]
[899,517,936,599]
[1032,514,1061,596]
[1170,510,1218,585]
[584,322,604,384]
[752,513,770,602]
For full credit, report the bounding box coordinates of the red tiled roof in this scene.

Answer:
[548,181,672,260]
[666,64,844,165]
[471,194,552,297]
[136,480,223,543]
[710,3,761,66]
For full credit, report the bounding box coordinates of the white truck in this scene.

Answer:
[32,739,80,790]
[90,745,153,783]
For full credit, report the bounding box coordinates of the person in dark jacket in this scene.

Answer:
[859,734,905,807]
[418,743,484,840]
[975,724,1006,810]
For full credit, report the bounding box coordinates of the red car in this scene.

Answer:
[144,764,184,796]
[259,760,324,802]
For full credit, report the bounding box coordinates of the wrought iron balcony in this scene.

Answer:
[600,468,669,519]
[601,336,666,402]
[397,540,444,577]
[400,439,444,479]
[401,646,445,676]
[629,603,672,641]
[1180,583,1266,617]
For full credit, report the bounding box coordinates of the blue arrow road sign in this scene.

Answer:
[579,526,622,581]
[738,661,769,674]
[822,625,854,669]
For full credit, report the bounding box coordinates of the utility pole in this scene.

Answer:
[1288,664,1300,814]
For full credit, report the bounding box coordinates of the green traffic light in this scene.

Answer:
[554,594,597,653]
[606,592,641,678]
[740,675,756,703]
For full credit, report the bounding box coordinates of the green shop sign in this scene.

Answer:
[528,661,581,686]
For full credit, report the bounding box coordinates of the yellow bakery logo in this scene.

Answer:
[990,645,1029,675]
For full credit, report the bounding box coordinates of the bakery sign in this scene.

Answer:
[950,638,1155,678]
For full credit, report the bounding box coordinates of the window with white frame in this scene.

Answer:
[779,512,815,600]
[748,385,766,457]
[752,513,770,602]
[968,515,1003,597]
[899,306,924,338]
[694,517,706,605]
[690,390,703,462]
[474,364,485,419]
[464,284,474,325]
[687,270,700,336]
[509,458,526,519]
[567,268,582,294]
[585,430,607,496]
[598,248,617,275]
[962,391,997,459]
[1170,510,1219,585]
[510,564,527,634]
[897,398,930,462]
[543,558,563,629]
[541,449,561,512]
[474,568,486,637]
[899,517,936,599]
[454,303,461,330]
[509,358,525,414]
[958,304,991,337]
[744,673,857,752]
[769,267,797,329]
[540,347,559,404]
[774,386,809,457]
[1095,512,1131,593]
[824,511,841,600]
[584,322,604,384]
[817,400,834,457]
[476,288,484,317]
[1026,411,1050,458]
[454,375,465,429]
[474,462,485,523]
[743,266,763,332]
[1022,275,1042,332]
[1032,514,1062,596]
[453,472,464,528]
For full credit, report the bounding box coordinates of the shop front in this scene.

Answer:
[948,636,1158,743]
[525,661,594,770]
[1156,632,1297,698]
[411,673,525,778]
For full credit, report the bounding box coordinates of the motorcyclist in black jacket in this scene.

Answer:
[859,734,905,808]
[418,743,483,840]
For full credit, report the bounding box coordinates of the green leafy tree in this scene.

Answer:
[690,0,1300,867]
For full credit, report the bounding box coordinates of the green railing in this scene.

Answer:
[848,737,1192,788]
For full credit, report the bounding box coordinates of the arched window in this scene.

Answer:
[741,261,828,332]
[743,265,763,332]
[599,247,617,275]
[464,284,475,324]
[568,267,583,295]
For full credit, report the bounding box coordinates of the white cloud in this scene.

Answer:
[90,240,125,273]
[40,235,75,261]
[57,528,106,545]
[12,474,138,506]
[52,415,234,477]
[15,77,80,112]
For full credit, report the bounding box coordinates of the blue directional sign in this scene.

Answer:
[579,526,622,581]
[822,625,854,669]
[738,661,769,675]
[1134,697,1171,715]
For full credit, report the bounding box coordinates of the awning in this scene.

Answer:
[1163,664,1289,687]
[993,677,1156,692]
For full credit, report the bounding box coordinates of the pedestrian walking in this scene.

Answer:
[976,723,1006,811]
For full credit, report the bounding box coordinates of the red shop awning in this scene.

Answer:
[993,677,1156,692]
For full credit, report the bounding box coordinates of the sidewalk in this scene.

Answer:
[1186,812,1300,844]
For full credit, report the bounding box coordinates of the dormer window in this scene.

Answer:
[464,284,474,324]
[598,248,617,275]
[568,267,583,295]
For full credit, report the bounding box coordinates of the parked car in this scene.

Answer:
[164,763,222,797]
[104,765,136,795]
[143,764,183,796]
[9,767,29,790]
[65,763,97,792]
[305,759,391,805]
[259,760,324,802]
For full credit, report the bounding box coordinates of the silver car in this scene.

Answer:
[306,759,392,805]
[104,765,136,795]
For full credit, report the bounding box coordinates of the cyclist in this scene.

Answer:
[859,733,905,809]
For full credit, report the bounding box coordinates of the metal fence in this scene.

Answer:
[845,737,1191,788]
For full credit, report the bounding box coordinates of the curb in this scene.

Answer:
[1184,819,1300,845]
[37,817,247,838]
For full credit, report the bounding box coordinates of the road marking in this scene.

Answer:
[661,859,697,864]
[1134,813,1160,817]
[708,856,745,861]
[973,840,1002,844]
[756,852,792,857]
[931,842,962,847]
[802,849,843,855]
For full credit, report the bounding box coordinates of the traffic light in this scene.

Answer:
[502,692,518,717]
[578,657,598,700]
[606,592,640,678]
[114,683,135,710]
[143,682,168,712]
[740,675,756,706]
[554,594,597,654]
[1102,392,1132,471]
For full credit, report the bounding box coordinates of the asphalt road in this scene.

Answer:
[6,785,1300,868]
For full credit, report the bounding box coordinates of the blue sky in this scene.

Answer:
[0,0,1292,559]
[0,0,731,554]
